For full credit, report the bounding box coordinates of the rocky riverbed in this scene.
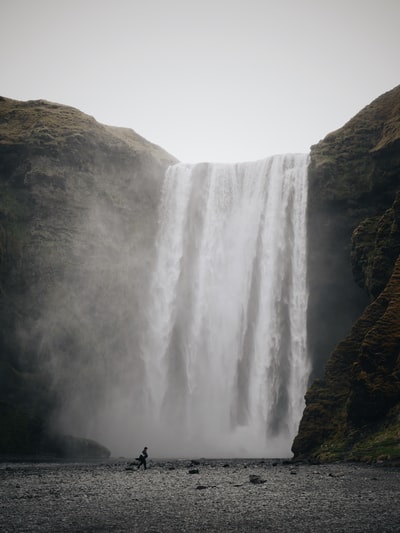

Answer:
[0,459,399,532]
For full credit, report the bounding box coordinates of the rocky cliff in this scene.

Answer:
[0,97,176,456]
[293,85,400,462]
[2,87,400,461]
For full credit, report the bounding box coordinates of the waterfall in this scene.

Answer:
[142,154,310,458]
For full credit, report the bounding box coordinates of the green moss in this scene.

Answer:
[350,439,400,462]
[295,215,400,462]
[292,187,400,461]
[348,417,400,462]
[351,216,380,291]
[306,415,400,463]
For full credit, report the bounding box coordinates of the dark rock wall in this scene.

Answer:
[0,97,176,455]
[294,85,400,461]
[307,85,400,377]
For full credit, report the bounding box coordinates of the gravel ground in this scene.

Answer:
[0,459,399,532]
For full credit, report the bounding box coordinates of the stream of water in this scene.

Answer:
[141,154,310,457]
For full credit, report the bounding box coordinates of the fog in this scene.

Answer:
[21,154,311,459]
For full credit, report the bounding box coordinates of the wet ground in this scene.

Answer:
[0,458,399,532]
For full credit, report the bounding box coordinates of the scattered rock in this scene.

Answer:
[249,474,266,484]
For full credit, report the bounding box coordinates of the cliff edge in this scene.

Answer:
[0,97,176,456]
[293,85,400,462]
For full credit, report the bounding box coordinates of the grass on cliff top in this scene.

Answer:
[0,96,176,163]
[0,97,98,143]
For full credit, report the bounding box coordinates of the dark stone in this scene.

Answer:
[249,474,266,484]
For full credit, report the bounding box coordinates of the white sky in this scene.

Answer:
[1,0,399,163]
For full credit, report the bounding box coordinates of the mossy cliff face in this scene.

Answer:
[293,85,400,462]
[0,96,176,456]
[307,84,400,377]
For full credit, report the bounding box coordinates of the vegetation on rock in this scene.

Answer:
[0,96,176,457]
[294,85,400,463]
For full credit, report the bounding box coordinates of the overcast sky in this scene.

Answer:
[1,0,399,163]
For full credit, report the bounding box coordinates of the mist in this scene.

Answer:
[21,154,311,459]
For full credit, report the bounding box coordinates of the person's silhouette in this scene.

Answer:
[137,446,148,469]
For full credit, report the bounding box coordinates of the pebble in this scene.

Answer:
[0,459,399,532]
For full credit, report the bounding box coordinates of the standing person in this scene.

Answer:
[137,446,148,470]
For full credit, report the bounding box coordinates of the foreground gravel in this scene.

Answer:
[0,458,399,532]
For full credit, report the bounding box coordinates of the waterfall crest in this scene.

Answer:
[142,154,310,457]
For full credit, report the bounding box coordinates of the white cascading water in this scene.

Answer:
[142,154,310,458]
